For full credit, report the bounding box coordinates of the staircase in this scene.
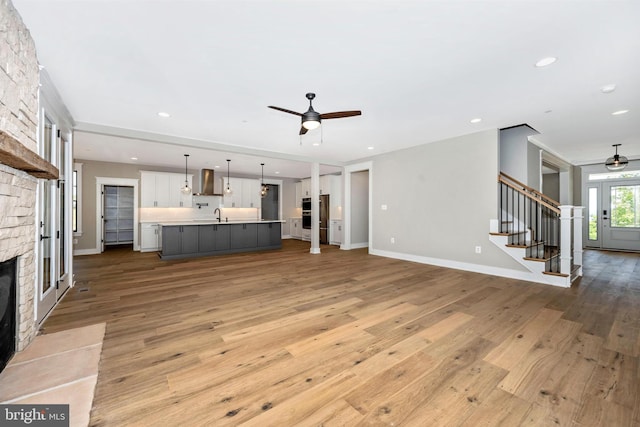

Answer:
[489,172,583,287]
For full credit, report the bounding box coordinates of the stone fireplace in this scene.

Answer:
[1,0,58,354]
[0,257,17,371]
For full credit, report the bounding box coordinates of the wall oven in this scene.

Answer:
[302,211,311,229]
[302,197,311,229]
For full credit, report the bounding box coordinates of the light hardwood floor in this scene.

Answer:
[42,240,640,426]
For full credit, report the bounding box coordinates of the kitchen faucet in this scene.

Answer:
[214,208,221,222]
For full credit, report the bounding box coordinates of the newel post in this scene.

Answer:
[559,205,573,275]
[573,206,584,268]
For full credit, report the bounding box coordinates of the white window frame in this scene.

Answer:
[73,162,83,236]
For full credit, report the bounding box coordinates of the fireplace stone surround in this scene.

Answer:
[1,0,58,353]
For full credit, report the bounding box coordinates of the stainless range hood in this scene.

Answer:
[194,169,223,196]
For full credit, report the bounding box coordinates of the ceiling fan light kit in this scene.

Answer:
[269,92,361,136]
[605,144,628,171]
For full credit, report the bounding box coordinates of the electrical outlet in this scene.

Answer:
[390,237,395,244]
[475,246,482,254]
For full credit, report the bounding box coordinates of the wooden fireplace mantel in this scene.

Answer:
[0,130,58,180]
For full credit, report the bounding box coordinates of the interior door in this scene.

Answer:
[56,133,70,296]
[602,180,640,251]
[37,118,56,322]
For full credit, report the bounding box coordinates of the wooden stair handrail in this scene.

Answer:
[499,175,561,215]
[499,172,560,208]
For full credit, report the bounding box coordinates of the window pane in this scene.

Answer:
[589,170,640,180]
[588,187,598,240]
[610,185,640,228]
[72,170,78,232]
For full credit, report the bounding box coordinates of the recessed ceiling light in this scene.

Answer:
[601,84,616,94]
[130,157,138,161]
[157,112,171,118]
[215,165,220,168]
[275,171,280,175]
[612,109,629,116]
[312,142,320,146]
[535,57,557,67]
[470,118,482,124]
[367,146,375,150]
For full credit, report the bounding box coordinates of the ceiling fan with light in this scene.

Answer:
[268,93,361,135]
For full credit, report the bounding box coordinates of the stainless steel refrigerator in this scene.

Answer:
[319,194,329,244]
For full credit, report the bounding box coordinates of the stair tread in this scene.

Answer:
[523,256,553,262]
[489,231,527,236]
[542,271,569,277]
[543,264,581,277]
[506,241,545,248]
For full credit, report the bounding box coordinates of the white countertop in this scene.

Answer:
[155,219,285,226]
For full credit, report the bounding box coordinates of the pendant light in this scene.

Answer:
[181,154,191,194]
[224,159,233,195]
[260,163,268,198]
[605,144,629,171]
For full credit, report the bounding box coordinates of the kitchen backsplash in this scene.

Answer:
[140,205,260,222]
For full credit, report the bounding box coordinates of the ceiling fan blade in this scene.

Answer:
[320,110,362,119]
[299,126,308,135]
[268,106,303,116]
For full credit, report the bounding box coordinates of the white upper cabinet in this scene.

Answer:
[242,179,261,208]
[222,176,238,207]
[295,182,302,208]
[222,177,260,208]
[320,175,330,195]
[169,173,193,207]
[141,171,192,208]
[329,175,342,219]
[301,179,311,197]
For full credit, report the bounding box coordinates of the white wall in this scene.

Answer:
[370,129,525,271]
[499,125,541,190]
[542,173,560,201]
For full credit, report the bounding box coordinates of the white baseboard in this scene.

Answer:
[73,248,100,256]
[369,248,540,284]
[349,242,369,249]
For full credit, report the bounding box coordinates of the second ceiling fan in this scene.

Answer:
[268,93,361,135]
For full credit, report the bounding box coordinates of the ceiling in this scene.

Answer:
[12,0,640,178]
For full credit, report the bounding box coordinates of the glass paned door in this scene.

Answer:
[37,118,56,322]
[56,134,70,296]
[602,180,640,251]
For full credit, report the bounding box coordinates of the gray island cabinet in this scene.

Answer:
[198,224,231,252]
[159,221,281,260]
[230,223,258,250]
[161,225,199,257]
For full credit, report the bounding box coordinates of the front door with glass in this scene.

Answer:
[586,178,640,251]
[603,180,640,251]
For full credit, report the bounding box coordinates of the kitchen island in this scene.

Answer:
[158,220,282,260]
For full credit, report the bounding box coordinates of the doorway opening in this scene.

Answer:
[103,185,134,250]
[343,162,372,250]
[95,177,139,253]
[261,184,279,221]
